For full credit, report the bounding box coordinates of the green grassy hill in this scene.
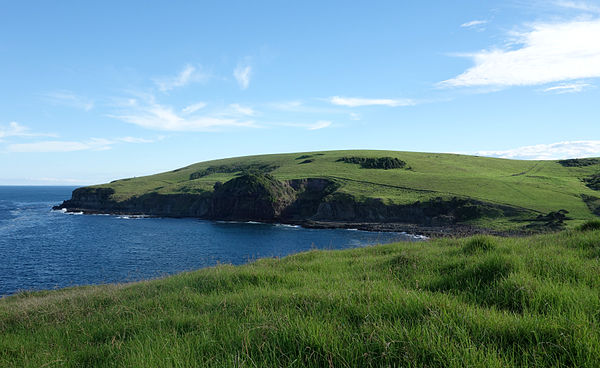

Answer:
[78,150,600,230]
[3,225,600,367]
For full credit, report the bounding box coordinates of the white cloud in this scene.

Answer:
[7,139,111,153]
[154,65,209,92]
[329,96,416,107]
[268,100,343,114]
[307,120,332,130]
[275,120,333,130]
[6,136,154,153]
[111,95,256,132]
[181,102,207,114]
[228,103,255,116]
[460,20,488,28]
[440,19,600,88]
[555,1,600,13]
[349,112,361,120]
[234,64,252,89]
[117,136,155,143]
[0,122,31,138]
[542,82,592,93]
[0,122,55,139]
[43,91,94,111]
[476,140,600,160]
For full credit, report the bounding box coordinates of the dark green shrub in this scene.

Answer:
[189,164,278,180]
[558,158,600,167]
[337,156,407,170]
[584,174,600,191]
[577,220,600,231]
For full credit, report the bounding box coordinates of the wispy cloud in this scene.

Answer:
[329,96,416,107]
[349,112,361,121]
[440,19,600,88]
[476,140,600,160]
[228,103,256,116]
[269,100,304,111]
[307,120,332,130]
[181,102,207,114]
[0,122,55,139]
[542,82,592,93]
[554,1,600,13]
[154,65,210,92]
[233,64,252,89]
[43,90,94,111]
[267,100,343,114]
[110,95,257,132]
[0,122,33,139]
[460,20,488,28]
[7,139,112,153]
[275,120,333,130]
[6,136,154,153]
[117,136,156,144]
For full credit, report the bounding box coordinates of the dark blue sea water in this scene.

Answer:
[0,186,423,296]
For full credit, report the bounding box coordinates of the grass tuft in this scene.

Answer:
[462,235,497,254]
[577,220,600,231]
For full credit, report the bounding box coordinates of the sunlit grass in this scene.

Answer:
[2,225,600,367]
[92,150,600,229]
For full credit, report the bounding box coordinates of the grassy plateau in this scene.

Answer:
[2,224,600,367]
[83,150,600,230]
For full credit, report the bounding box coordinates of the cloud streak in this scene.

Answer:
[440,19,600,88]
[460,20,487,28]
[542,82,592,93]
[476,140,600,160]
[154,65,209,92]
[307,120,332,130]
[555,1,600,13]
[0,122,55,139]
[6,136,154,153]
[274,120,333,130]
[43,91,94,111]
[110,95,257,132]
[329,96,416,107]
[181,102,207,114]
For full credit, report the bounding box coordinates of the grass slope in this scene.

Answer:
[2,226,600,367]
[94,150,600,229]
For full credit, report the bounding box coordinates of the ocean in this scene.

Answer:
[0,186,422,296]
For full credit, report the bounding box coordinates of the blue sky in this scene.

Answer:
[1,0,600,184]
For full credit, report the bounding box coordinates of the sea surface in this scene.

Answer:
[0,186,423,296]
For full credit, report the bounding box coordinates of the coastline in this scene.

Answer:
[55,207,523,238]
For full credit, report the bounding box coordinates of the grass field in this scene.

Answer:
[89,150,600,229]
[2,223,600,367]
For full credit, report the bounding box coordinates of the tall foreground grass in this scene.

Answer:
[2,228,600,367]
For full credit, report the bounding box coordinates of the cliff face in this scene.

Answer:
[54,173,529,226]
[313,194,522,226]
[56,187,212,217]
[210,173,296,221]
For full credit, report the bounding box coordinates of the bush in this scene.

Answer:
[337,156,407,170]
[584,174,600,191]
[558,158,600,167]
[577,220,600,232]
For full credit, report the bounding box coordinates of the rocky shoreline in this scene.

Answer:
[55,206,527,238]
